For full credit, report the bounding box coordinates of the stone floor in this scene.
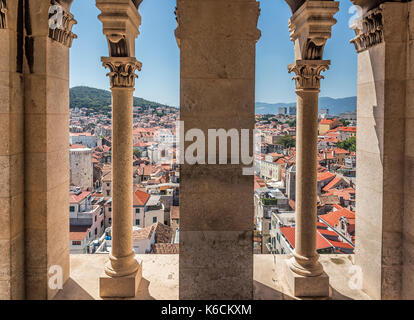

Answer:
[54,254,371,300]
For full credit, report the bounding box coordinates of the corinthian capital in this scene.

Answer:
[288,1,339,60]
[288,60,330,90]
[350,6,383,53]
[102,57,142,88]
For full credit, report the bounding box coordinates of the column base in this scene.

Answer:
[284,257,330,298]
[99,259,143,298]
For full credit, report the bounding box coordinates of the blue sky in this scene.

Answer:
[70,0,357,107]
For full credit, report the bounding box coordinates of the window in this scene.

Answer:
[106,183,110,187]
[106,190,110,196]
[109,207,112,212]
[135,208,140,214]
[94,215,97,222]
[72,241,81,246]
[153,217,157,223]
[101,220,104,228]
[94,228,97,235]
[70,206,75,212]
[136,219,140,226]
[108,218,112,225]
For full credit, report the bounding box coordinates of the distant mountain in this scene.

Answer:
[255,96,357,115]
[70,86,355,116]
[70,86,175,114]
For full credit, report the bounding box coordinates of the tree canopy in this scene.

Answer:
[336,136,356,152]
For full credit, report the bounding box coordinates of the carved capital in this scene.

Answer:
[350,7,383,53]
[48,3,78,48]
[288,60,330,90]
[96,0,141,58]
[0,0,7,29]
[288,1,339,60]
[102,57,142,88]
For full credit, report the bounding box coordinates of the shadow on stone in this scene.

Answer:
[100,277,155,300]
[253,280,284,300]
[54,278,95,300]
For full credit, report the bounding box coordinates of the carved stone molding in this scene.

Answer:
[102,57,142,88]
[0,0,7,29]
[174,0,261,44]
[288,60,330,90]
[288,1,339,60]
[96,0,142,58]
[48,5,77,48]
[350,7,383,53]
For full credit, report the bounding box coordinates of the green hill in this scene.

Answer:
[70,86,174,114]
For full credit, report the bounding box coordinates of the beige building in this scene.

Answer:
[1,0,414,301]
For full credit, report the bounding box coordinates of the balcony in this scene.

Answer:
[54,254,370,300]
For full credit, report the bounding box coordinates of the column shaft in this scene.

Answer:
[295,89,319,262]
[110,88,134,261]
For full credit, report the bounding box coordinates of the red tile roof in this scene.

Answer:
[322,176,344,192]
[338,126,356,132]
[70,144,87,149]
[280,227,333,250]
[133,190,150,206]
[69,191,91,204]
[69,225,89,241]
[317,171,336,182]
[320,208,355,230]
[152,243,179,254]
[170,206,180,220]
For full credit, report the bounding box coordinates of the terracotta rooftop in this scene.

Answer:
[69,225,89,241]
[170,206,180,220]
[69,191,91,204]
[152,243,179,254]
[133,189,150,206]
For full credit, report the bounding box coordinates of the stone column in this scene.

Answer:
[176,0,261,299]
[283,0,338,297]
[24,0,76,299]
[0,0,25,299]
[350,0,411,300]
[96,0,143,298]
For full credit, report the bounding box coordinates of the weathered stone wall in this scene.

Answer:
[355,1,411,299]
[403,0,414,300]
[177,0,260,299]
[23,0,73,299]
[0,0,25,300]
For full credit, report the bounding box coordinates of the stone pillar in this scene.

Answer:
[350,0,410,299]
[0,0,25,299]
[176,0,261,299]
[283,0,338,297]
[24,0,76,299]
[96,0,143,298]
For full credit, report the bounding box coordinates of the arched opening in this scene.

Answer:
[254,0,357,260]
